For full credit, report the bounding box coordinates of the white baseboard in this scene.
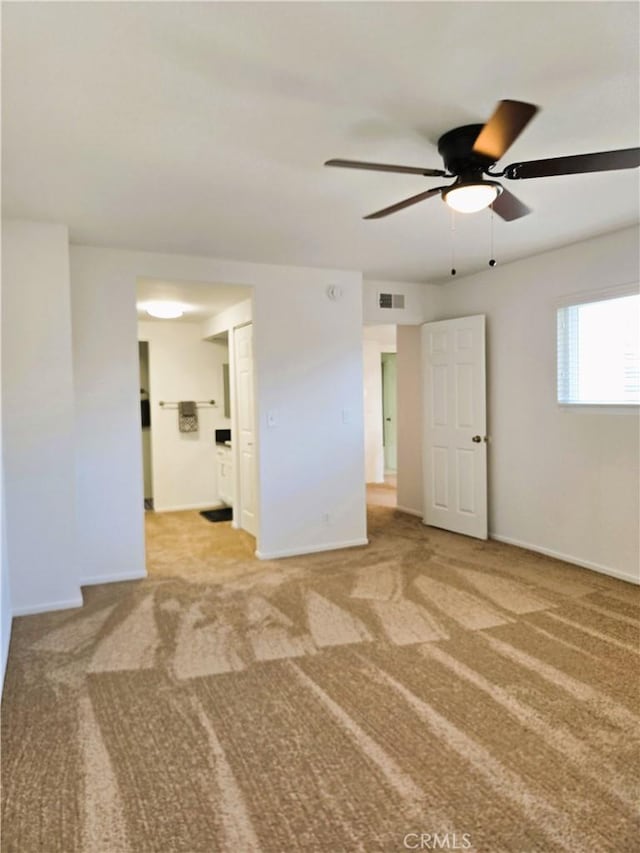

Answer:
[81,570,147,587]
[154,501,224,513]
[490,534,640,586]
[12,593,84,618]
[395,504,423,518]
[256,537,369,560]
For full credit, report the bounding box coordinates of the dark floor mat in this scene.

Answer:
[200,507,233,523]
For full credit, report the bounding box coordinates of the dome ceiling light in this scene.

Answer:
[144,301,185,319]
[442,180,501,214]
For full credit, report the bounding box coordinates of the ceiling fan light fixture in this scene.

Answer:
[144,301,185,319]
[443,181,501,214]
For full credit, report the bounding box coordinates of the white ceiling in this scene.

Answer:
[2,2,639,283]
[136,279,252,323]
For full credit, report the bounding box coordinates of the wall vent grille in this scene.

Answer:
[378,293,405,309]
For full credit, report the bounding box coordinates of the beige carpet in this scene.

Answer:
[2,506,639,852]
[366,481,397,509]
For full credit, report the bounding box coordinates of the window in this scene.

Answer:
[557,291,639,405]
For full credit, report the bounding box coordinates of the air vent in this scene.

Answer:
[378,293,405,309]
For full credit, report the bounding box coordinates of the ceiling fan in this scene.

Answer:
[325,100,640,221]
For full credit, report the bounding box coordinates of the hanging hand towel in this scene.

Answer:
[178,401,199,433]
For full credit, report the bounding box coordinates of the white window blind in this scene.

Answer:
[557,292,640,405]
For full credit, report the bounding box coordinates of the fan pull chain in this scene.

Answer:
[489,205,496,268]
[450,209,457,276]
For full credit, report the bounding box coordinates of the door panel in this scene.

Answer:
[456,449,475,514]
[432,447,449,509]
[421,315,487,539]
[455,363,474,427]
[432,364,448,426]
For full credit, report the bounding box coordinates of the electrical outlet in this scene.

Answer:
[322,512,330,526]
[267,409,278,428]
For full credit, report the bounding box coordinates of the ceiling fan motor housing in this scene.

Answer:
[437,124,495,178]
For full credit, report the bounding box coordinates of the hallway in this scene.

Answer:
[366,473,397,509]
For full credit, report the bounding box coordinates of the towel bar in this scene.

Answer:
[158,400,216,408]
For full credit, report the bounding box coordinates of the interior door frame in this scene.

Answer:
[232,321,259,538]
[381,351,397,473]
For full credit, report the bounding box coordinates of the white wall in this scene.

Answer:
[70,246,366,566]
[252,275,367,557]
[0,434,9,691]
[70,248,146,585]
[363,279,437,326]
[138,320,230,512]
[0,247,12,691]
[363,326,396,483]
[201,299,252,339]
[2,221,82,614]
[419,226,640,583]
[363,325,397,349]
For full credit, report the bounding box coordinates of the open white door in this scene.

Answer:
[234,323,257,536]
[421,315,487,539]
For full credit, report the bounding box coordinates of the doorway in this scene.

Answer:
[138,341,153,511]
[381,351,397,476]
[363,325,397,508]
[136,278,259,575]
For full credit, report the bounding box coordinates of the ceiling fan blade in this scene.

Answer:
[491,188,531,221]
[325,158,446,177]
[504,147,640,179]
[364,186,446,219]
[472,100,539,162]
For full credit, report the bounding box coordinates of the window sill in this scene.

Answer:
[558,403,639,413]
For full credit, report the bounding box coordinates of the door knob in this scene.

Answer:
[472,435,482,443]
